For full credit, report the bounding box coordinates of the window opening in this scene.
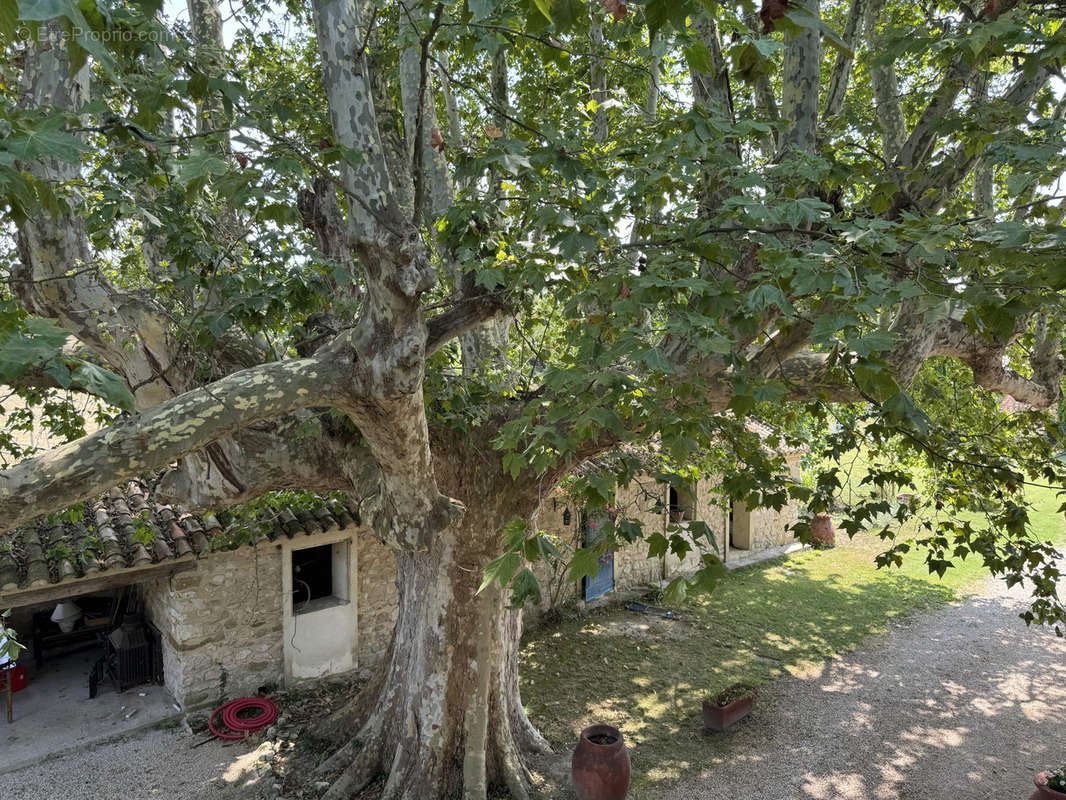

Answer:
[292,541,349,614]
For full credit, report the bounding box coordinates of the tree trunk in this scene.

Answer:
[319,470,552,800]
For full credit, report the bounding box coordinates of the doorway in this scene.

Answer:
[730,501,753,550]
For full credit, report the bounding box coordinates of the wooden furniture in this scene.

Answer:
[31,591,124,669]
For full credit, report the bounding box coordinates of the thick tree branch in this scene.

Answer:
[823,0,868,121]
[863,0,907,160]
[931,316,1063,409]
[311,0,402,243]
[0,359,344,534]
[13,23,181,410]
[895,64,974,169]
[426,293,509,357]
[298,176,361,304]
[910,66,1052,209]
[154,412,381,513]
[778,0,821,157]
[400,1,452,224]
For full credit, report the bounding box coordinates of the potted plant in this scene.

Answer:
[701,682,757,732]
[1032,767,1066,800]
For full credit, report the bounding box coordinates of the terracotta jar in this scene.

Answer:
[1031,772,1066,800]
[810,513,835,546]
[571,724,631,800]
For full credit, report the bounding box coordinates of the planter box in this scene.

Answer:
[701,689,756,732]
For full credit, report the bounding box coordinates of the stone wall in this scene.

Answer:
[354,530,397,664]
[525,463,802,618]
[726,451,803,556]
[139,452,806,698]
[142,545,284,710]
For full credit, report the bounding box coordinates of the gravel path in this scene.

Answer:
[666,575,1066,800]
[0,723,266,800]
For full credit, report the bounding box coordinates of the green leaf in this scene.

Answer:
[668,533,693,560]
[70,361,135,412]
[882,391,931,436]
[0,316,70,373]
[569,544,604,582]
[532,0,552,22]
[684,41,714,76]
[551,0,583,31]
[646,531,669,559]
[687,520,716,550]
[0,0,19,40]
[478,551,521,594]
[178,151,229,184]
[641,348,674,373]
[508,568,543,608]
[469,0,497,19]
[662,575,688,605]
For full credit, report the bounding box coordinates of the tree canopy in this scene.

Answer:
[1,0,1065,795]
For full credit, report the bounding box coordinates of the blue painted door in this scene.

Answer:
[582,513,615,601]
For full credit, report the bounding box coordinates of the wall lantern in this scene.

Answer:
[562,508,571,526]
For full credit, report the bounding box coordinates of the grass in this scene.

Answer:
[519,484,1066,797]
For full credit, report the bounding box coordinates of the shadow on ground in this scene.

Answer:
[520,543,1064,798]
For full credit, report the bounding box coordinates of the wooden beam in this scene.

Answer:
[0,558,197,609]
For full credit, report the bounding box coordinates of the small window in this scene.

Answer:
[669,486,696,523]
[292,541,350,614]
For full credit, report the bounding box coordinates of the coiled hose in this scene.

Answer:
[208,696,279,740]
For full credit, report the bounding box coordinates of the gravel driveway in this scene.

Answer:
[2,573,1063,800]
[666,574,1066,800]
[0,723,267,800]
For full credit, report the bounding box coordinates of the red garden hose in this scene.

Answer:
[208,696,279,740]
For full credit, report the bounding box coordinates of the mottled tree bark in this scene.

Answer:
[589,15,608,145]
[863,0,906,161]
[778,0,820,157]
[822,0,867,121]
[315,446,550,800]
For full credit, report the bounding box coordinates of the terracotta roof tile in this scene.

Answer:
[0,484,360,602]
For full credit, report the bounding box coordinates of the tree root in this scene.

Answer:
[310,645,391,747]
[321,732,385,800]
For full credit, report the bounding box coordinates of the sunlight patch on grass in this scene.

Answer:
[520,485,1065,795]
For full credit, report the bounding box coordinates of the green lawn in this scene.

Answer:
[519,485,1066,796]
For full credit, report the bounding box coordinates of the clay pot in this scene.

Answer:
[1031,773,1066,800]
[810,513,835,547]
[701,687,756,732]
[571,724,631,800]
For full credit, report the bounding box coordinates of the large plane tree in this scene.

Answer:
[1,0,1065,796]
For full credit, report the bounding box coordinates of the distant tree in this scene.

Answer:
[1,0,1064,796]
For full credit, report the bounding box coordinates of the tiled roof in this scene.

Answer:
[999,395,1033,414]
[0,480,359,601]
[744,419,808,455]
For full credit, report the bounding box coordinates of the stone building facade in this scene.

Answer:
[528,449,804,616]
[2,435,803,711]
[140,527,399,710]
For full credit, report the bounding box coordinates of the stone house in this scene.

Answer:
[528,438,805,612]
[0,431,803,711]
